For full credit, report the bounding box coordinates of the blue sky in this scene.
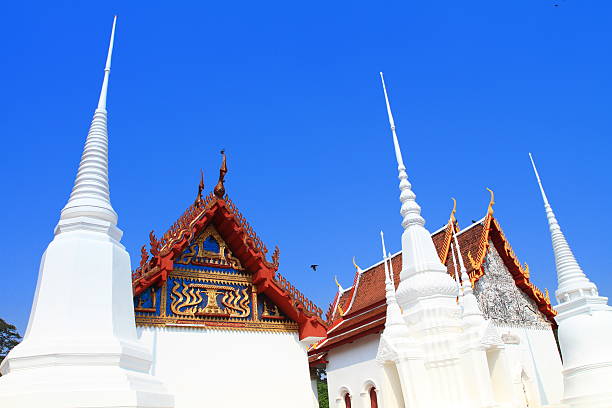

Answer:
[2,1,611,333]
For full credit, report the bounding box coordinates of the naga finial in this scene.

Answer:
[195,169,205,206]
[334,275,343,291]
[352,256,362,273]
[214,149,228,198]
[486,187,495,215]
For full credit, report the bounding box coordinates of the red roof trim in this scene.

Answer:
[132,194,326,340]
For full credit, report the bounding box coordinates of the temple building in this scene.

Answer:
[1,16,611,408]
[131,157,327,408]
[307,74,569,408]
[309,200,564,407]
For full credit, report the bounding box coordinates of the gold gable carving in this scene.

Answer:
[135,224,297,333]
[176,225,242,269]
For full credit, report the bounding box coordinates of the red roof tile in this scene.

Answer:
[310,212,557,355]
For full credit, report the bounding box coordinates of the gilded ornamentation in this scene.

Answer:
[170,280,250,318]
[133,166,323,332]
[176,225,241,268]
[135,287,158,313]
[262,301,282,318]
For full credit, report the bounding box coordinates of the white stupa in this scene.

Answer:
[378,72,473,407]
[530,153,612,408]
[0,17,173,408]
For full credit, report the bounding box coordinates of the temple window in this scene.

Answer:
[369,386,378,408]
[343,392,352,408]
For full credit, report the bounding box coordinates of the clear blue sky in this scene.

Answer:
[2,1,611,334]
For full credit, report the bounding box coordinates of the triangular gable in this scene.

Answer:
[454,212,556,324]
[133,190,326,341]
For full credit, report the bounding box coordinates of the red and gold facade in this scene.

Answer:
[132,162,326,340]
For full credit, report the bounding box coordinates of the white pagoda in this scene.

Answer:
[0,17,173,408]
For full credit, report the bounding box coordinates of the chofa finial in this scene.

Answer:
[486,188,495,215]
[334,275,343,291]
[352,256,362,273]
[450,197,457,223]
[195,169,205,206]
[214,149,228,198]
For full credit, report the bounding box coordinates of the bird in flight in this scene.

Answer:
[310,264,319,271]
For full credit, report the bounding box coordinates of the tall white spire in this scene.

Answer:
[528,153,597,301]
[380,72,425,229]
[529,155,612,408]
[379,72,456,304]
[60,16,118,228]
[0,17,173,407]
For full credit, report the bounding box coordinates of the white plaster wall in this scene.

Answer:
[138,326,317,408]
[326,334,399,408]
[495,325,564,406]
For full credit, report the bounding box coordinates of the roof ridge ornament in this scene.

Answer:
[449,197,457,223]
[334,276,344,292]
[352,256,362,273]
[486,187,495,215]
[214,149,227,198]
[195,169,205,206]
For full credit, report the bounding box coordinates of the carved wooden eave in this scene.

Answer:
[132,192,326,341]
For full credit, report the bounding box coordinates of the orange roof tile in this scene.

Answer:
[310,211,556,355]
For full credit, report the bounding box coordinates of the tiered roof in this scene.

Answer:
[311,199,556,355]
[132,156,326,341]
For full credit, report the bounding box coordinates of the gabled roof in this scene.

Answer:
[325,223,454,327]
[310,202,556,354]
[455,211,556,323]
[132,181,326,341]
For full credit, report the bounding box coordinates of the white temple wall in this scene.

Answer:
[326,334,397,408]
[495,325,564,406]
[138,326,317,408]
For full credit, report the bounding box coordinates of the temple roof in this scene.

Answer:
[311,202,556,355]
[132,163,326,341]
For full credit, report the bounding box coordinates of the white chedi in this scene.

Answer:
[530,154,612,408]
[0,17,173,408]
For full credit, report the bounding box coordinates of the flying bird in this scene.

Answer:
[310,264,319,271]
